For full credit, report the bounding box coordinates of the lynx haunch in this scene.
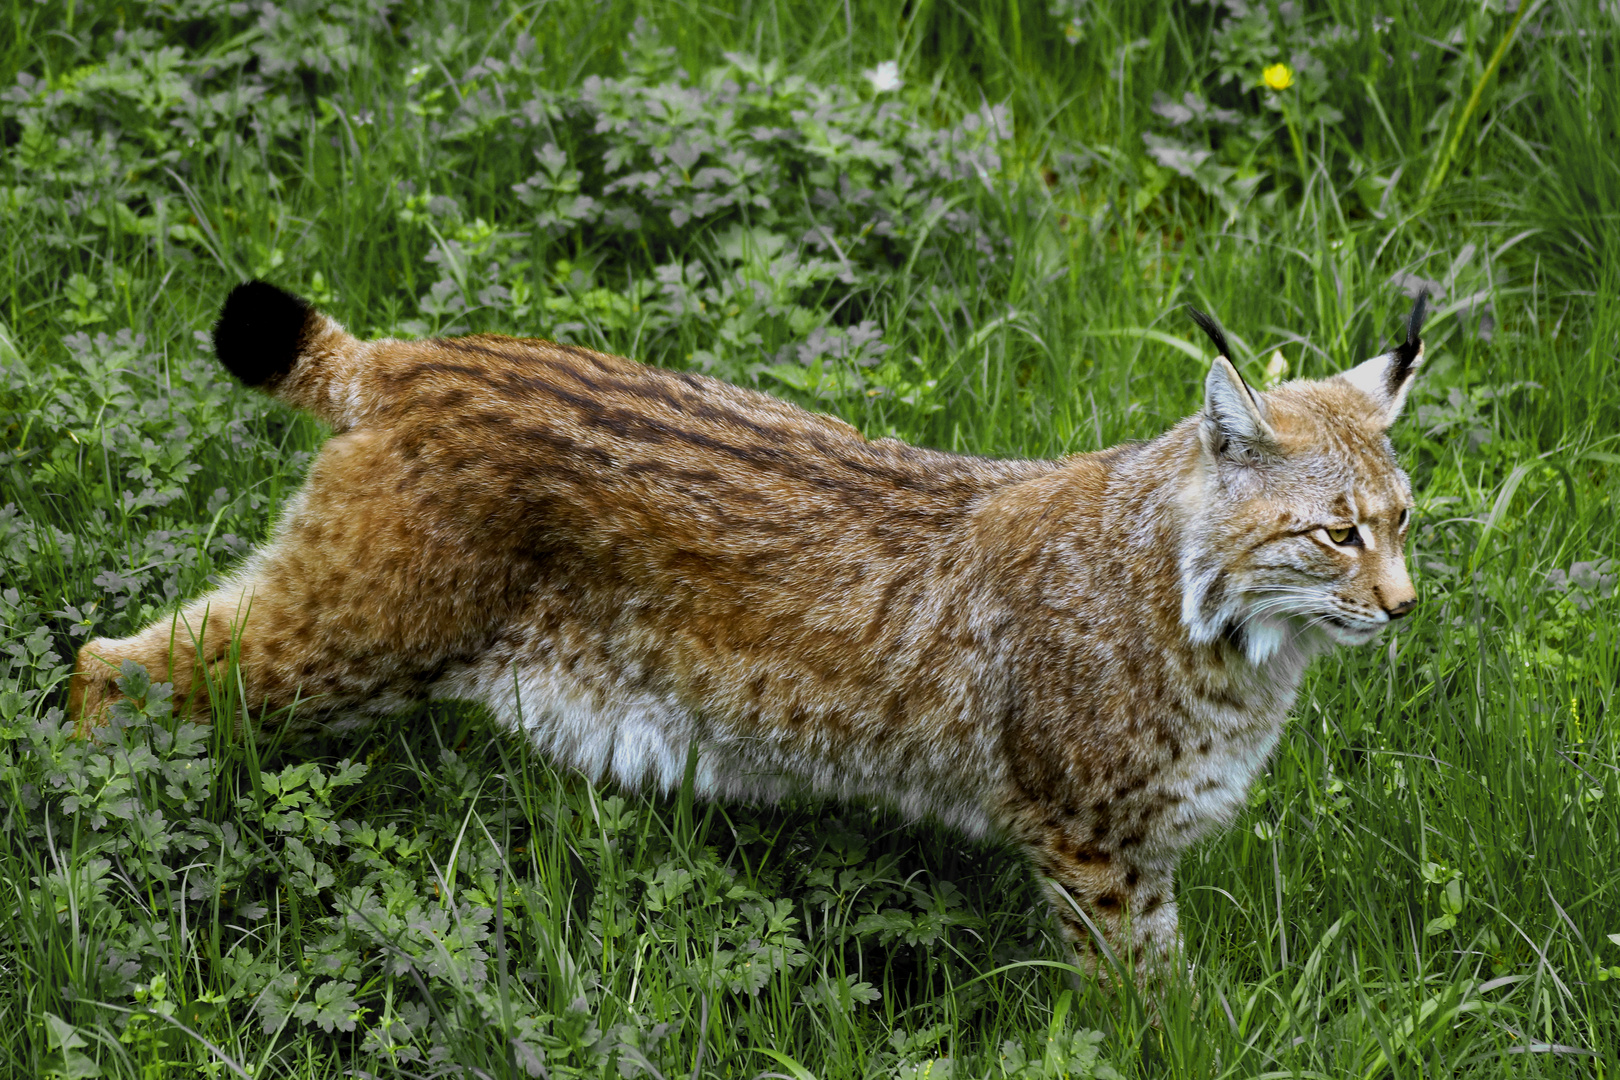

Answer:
[71,282,1427,985]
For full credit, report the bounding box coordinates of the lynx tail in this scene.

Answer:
[213,280,317,391]
[211,280,366,431]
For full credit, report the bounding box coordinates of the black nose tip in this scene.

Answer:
[1385,597,1417,620]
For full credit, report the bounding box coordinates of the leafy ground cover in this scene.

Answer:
[2,0,1617,1076]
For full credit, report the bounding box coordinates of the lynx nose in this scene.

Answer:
[1384,596,1416,620]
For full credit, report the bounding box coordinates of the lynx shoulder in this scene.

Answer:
[71,281,1428,985]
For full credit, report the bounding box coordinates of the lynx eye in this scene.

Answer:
[1326,526,1358,546]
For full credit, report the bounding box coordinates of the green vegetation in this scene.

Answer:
[2,0,1617,1075]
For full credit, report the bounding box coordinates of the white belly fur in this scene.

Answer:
[432,657,998,836]
[430,651,1292,851]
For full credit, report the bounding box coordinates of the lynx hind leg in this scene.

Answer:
[69,554,410,738]
[1026,835,1183,992]
[70,590,253,733]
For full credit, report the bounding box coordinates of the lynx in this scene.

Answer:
[71,282,1426,987]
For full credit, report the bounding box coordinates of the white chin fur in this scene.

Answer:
[1243,618,1290,665]
[1240,614,1359,666]
[1324,620,1384,647]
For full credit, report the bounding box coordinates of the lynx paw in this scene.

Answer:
[69,639,128,736]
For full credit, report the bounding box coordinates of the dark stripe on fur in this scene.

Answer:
[395,356,990,501]
[438,338,813,450]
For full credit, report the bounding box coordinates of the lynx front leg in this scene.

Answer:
[1026,839,1182,991]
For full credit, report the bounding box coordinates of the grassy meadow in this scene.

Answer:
[2,0,1618,1075]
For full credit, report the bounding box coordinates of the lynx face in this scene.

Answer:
[1179,306,1423,666]
[70,281,1428,996]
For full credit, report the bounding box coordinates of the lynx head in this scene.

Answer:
[1178,295,1428,665]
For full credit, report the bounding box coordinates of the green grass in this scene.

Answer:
[2,0,1617,1077]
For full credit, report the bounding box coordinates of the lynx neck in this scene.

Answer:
[974,422,1312,721]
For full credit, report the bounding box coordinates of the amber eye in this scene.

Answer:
[1327,526,1353,545]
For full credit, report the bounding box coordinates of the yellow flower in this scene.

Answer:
[1263,63,1294,91]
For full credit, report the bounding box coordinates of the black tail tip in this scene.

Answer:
[213,280,314,389]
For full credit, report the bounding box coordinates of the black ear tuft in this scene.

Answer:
[1187,307,1234,362]
[213,280,314,389]
[1388,289,1427,393]
[1189,305,1264,408]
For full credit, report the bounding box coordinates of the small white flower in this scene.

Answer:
[863,60,903,94]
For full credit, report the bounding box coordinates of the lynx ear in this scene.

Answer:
[1190,308,1275,459]
[1341,291,1428,428]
